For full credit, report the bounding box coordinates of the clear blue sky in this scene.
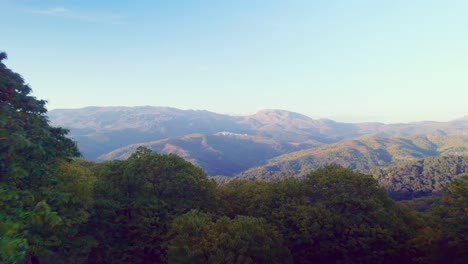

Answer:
[1,0,467,123]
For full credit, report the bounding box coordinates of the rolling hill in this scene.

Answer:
[48,107,365,160]
[49,106,468,177]
[98,133,322,176]
[232,135,468,180]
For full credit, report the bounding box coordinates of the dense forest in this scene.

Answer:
[373,156,468,200]
[1,52,467,263]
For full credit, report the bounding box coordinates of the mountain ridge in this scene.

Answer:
[49,106,468,177]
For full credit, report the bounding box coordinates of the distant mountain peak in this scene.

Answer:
[256,109,293,114]
[250,109,313,121]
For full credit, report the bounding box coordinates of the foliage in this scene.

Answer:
[88,147,216,263]
[0,52,84,262]
[0,188,32,262]
[374,155,468,200]
[215,166,424,263]
[167,210,291,264]
[433,175,468,262]
[399,196,440,213]
[49,160,97,262]
[282,165,420,263]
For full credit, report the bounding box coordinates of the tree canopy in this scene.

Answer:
[0,52,84,262]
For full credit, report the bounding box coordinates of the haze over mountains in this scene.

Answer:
[49,106,468,177]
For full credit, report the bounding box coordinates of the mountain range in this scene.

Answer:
[49,106,468,177]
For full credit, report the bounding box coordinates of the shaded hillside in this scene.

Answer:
[49,106,468,161]
[373,155,468,200]
[99,133,322,176]
[49,107,367,160]
[234,135,468,180]
[48,106,246,159]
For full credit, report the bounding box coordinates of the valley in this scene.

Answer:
[49,106,468,179]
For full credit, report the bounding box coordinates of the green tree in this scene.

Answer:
[167,210,291,264]
[0,52,81,262]
[272,165,422,263]
[89,147,216,263]
[215,180,271,218]
[49,160,97,263]
[433,175,468,263]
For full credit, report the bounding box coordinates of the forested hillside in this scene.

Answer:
[222,154,468,202]
[373,155,468,200]
[2,53,467,263]
[232,135,468,180]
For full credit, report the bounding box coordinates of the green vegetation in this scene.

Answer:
[87,146,216,263]
[167,210,291,264]
[1,52,467,263]
[234,135,468,181]
[374,155,468,200]
[0,52,84,263]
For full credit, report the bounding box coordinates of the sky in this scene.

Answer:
[1,0,467,123]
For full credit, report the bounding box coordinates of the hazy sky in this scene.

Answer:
[1,0,467,123]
